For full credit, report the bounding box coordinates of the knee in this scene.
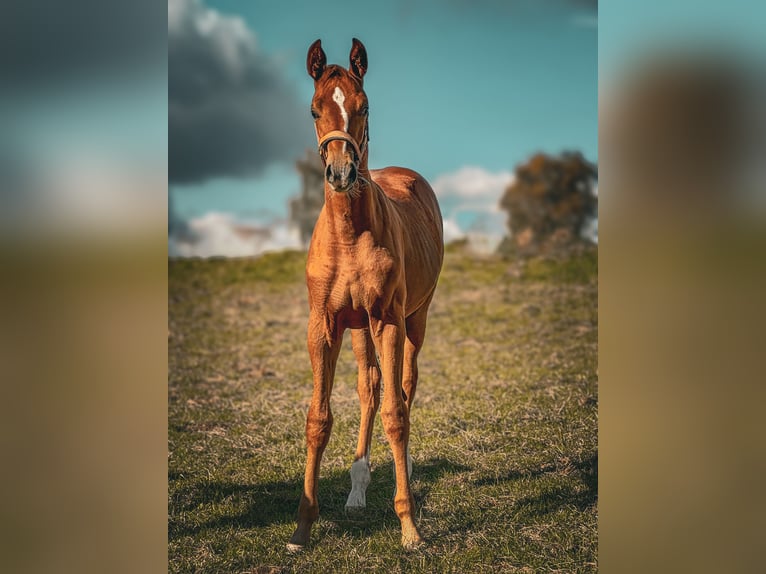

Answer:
[306,410,333,448]
[381,404,408,442]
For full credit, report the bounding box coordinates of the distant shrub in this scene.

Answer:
[499,152,597,257]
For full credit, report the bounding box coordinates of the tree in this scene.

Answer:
[499,152,597,255]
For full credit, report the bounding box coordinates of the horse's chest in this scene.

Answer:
[321,245,396,313]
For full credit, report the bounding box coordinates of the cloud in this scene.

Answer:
[169,211,508,257]
[169,0,311,184]
[168,211,302,258]
[432,166,514,202]
[442,218,465,244]
[431,166,514,253]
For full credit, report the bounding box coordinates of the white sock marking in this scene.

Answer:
[332,86,348,153]
[346,455,371,509]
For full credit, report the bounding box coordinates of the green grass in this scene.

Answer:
[169,247,598,573]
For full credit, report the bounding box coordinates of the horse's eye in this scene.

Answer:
[360,106,369,116]
[311,109,320,120]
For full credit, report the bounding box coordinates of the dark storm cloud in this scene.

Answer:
[168,0,312,184]
[0,1,165,89]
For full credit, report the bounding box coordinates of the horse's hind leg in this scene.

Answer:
[345,328,381,510]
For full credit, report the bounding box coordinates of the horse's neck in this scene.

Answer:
[324,173,382,243]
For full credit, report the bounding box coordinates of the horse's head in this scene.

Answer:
[307,38,369,193]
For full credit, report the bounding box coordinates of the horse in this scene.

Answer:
[287,38,444,552]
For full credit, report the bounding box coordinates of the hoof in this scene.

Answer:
[287,526,310,553]
[402,535,425,551]
[401,528,425,551]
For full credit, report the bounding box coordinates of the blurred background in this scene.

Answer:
[167,0,598,257]
[0,2,168,574]
[1,0,766,573]
[600,2,766,573]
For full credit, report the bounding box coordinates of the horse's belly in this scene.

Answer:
[404,250,442,314]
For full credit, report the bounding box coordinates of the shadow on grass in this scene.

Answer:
[169,457,471,542]
[473,453,597,517]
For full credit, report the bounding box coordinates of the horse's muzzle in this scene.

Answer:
[318,129,364,192]
[325,160,357,192]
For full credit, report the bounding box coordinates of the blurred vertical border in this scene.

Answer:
[600,1,766,573]
[2,1,765,573]
[0,1,167,573]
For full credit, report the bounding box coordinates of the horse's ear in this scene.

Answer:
[349,38,367,80]
[307,39,326,81]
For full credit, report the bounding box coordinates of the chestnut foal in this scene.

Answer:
[287,39,443,551]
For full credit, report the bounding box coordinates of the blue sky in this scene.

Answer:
[171,0,597,225]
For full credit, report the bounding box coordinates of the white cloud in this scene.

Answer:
[442,218,465,244]
[432,166,514,201]
[431,166,513,251]
[169,211,302,258]
[169,0,255,79]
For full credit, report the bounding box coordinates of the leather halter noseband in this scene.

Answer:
[317,128,367,166]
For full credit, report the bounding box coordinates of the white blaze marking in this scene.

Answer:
[332,86,348,129]
[346,455,371,509]
[332,86,348,153]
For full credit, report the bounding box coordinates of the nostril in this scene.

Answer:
[348,164,357,182]
[325,165,333,180]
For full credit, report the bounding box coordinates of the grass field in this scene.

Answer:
[168,245,598,573]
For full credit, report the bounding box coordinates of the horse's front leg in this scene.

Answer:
[288,311,342,552]
[345,328,381,511]
[370,312,424,550]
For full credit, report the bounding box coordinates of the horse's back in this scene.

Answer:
[371,167,444,313]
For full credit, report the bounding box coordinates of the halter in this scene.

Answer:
[317,126,368,166]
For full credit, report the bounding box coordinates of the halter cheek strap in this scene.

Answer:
[317,129,367,165]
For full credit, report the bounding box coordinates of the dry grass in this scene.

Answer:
[168,245,598,573]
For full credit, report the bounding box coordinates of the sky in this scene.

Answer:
[168,0,597,254]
